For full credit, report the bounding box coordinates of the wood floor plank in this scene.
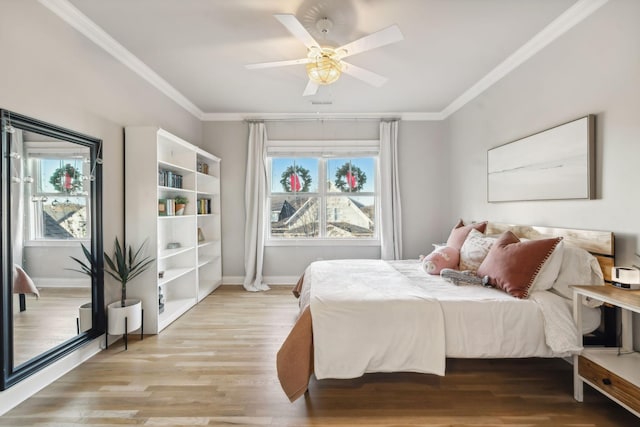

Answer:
[1,286,637,426]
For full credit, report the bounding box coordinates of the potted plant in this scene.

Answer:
[67,243,96,333]
[104,237,154,347]
[174,196,188,215]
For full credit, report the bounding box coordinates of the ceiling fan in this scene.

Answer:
[246,14,403,96]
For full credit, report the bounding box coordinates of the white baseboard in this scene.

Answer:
[222,275,298,286]
[33,277,89,288]
[0,336,103,416]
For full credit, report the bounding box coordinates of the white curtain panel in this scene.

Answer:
[379,120,403,260]
[243,122,270,291]
[11,130,25,267]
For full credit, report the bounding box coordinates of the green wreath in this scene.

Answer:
[49,163,82,193]
[334,162,366,192]
[280,165,312,192]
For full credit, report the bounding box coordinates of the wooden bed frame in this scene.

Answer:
[486,222,616,346]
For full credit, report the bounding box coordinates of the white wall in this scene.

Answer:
[0,0,202,413]
[202,119,449,282]
[446,0,640,344]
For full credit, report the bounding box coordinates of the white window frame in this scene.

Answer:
[266,140,380,247]
[24,146,91,246]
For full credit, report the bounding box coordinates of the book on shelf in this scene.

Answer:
[197,198,212,215]
[159,198,176,216]
[158,169,183,189]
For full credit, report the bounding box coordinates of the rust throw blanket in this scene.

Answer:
[13,265,39,298]
[276,305,313,401]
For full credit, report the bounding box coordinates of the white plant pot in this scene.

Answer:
[78,302,93,333]
[107,299,142,335]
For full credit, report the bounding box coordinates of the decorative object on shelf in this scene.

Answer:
[197,227,205,243]
[166,242,181,249]
[174,196,188,215]
[334,162,366,192]
[104,237,155,308]
[197,161,209,174]
[158,199,167,216]
[158,285,165,314]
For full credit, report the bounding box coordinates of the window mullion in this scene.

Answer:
[319,158,326,238]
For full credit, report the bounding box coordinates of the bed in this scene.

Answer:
[276,222,615,401]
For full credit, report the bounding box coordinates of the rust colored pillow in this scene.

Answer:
[446,220,488,250]
[476,231,563,299]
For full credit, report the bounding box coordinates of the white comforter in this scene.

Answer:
[309,259,446,379]
[303,259,582,380]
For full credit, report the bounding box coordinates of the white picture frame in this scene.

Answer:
[487,115,595,202]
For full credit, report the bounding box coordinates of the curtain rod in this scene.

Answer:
[244,116,401,123]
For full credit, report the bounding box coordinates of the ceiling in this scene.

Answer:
[47,0,603,120]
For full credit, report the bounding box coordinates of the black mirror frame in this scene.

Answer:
[0,109,104,390]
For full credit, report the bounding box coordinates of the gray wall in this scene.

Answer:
[447,0,639,268]
[202,119,449,282]
[1,1,203,302]
[446,0,640,343]
[0,0,202,408]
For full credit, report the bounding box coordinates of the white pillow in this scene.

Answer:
[459,229,496,272]
[551,245,604,306]
[529,240,564,292]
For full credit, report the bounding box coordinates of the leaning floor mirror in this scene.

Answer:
[1,109,104,390]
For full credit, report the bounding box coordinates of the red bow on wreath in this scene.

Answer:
[290,173,301,192]
[345,171,357,189]
[64,172,73,190]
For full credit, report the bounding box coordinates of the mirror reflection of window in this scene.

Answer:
[26,146,91,241]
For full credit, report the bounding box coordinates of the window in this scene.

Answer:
[267,141,378,243]
[26,150,91,242]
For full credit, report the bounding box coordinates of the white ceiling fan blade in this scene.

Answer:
[341,62,388,87]
[337,25,404,59]
[303,80,319,96]
[245,57,311,70]
[274,14,320,50]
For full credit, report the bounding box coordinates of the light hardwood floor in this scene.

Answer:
[1,286,637,426]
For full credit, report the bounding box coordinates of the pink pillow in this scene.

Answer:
[446,220,488,250]
[422,246,460,275]
[476,231,563,299]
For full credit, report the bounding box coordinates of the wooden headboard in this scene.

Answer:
[485,223,615,282]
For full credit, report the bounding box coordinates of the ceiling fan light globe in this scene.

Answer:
[306,56,341,85]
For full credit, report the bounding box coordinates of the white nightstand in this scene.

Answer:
[572,285,640,417]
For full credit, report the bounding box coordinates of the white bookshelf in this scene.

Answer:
[125,127,222,333]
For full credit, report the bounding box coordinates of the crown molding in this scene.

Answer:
[38,0,205,120]
[440,0,608,119]
[40,0,607,123]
